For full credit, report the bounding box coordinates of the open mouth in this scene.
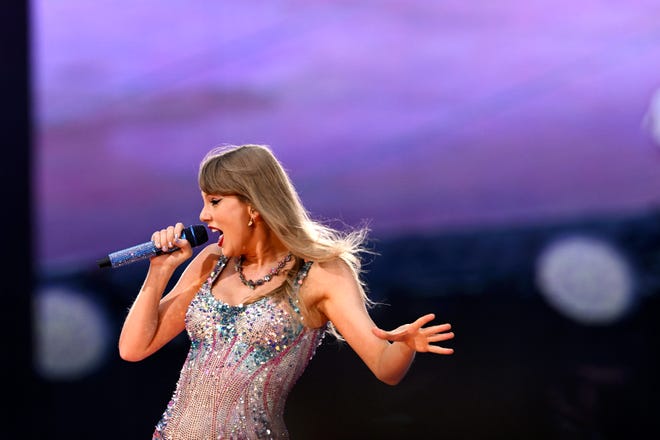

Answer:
[207,227,223,246]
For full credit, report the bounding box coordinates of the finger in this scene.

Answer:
[163,226,176,250]
[152,229,166,250]
[427,332,455,343]
[174,222,185,242]
[421,324,452,335]
[159,228,173,251]
[427,345,454,355]
[412,313,436,329]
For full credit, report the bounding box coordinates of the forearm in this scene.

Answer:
[118,264,176,361]
[376,341,416,386]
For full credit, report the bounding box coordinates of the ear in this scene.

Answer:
[247,205,260,220]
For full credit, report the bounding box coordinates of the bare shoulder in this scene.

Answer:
[303,257,363,311]
[297,258,353,328]
[183,243,224,280]
[306,258,355,291]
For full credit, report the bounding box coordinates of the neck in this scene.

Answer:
[241,227,290,269]
[235,250,293,290]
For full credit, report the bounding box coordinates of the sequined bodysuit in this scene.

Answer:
[153,256,325,440]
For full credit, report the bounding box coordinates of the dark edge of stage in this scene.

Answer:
[2,0,33,436]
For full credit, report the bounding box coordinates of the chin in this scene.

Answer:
[217,236,231,256]
[219,245,236,258]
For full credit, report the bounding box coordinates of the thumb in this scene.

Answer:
[372,325,410,341]
[372,326,390,340]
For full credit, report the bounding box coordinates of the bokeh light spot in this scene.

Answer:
[33,286,111,380]
[535,235,636,325]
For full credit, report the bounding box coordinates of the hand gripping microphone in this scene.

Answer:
[96,224,209,269]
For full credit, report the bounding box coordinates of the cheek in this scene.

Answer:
[219,223,245,257]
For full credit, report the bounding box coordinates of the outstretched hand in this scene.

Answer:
[372,313,454,355]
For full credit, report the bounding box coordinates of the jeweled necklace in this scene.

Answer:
[235,252,293,290]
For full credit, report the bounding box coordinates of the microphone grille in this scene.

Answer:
[182,225,209,247]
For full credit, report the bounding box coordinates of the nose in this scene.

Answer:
[199,206,210,223]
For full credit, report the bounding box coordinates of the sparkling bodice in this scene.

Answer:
[153,256,325,440]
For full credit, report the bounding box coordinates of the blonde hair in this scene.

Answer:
[198,144,374,338]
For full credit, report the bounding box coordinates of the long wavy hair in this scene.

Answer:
[198,144,374,337]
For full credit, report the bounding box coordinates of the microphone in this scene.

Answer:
[96,224,209,269]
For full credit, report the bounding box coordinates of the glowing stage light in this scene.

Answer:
[535,235,636,325]
[33,286,112,380]
[643,88,660,146]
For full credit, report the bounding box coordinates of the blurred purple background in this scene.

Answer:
[33,0,660,269]
[27,2,660,439]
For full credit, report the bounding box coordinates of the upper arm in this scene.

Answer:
[313,260,389,376]
[146,245,219,354]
